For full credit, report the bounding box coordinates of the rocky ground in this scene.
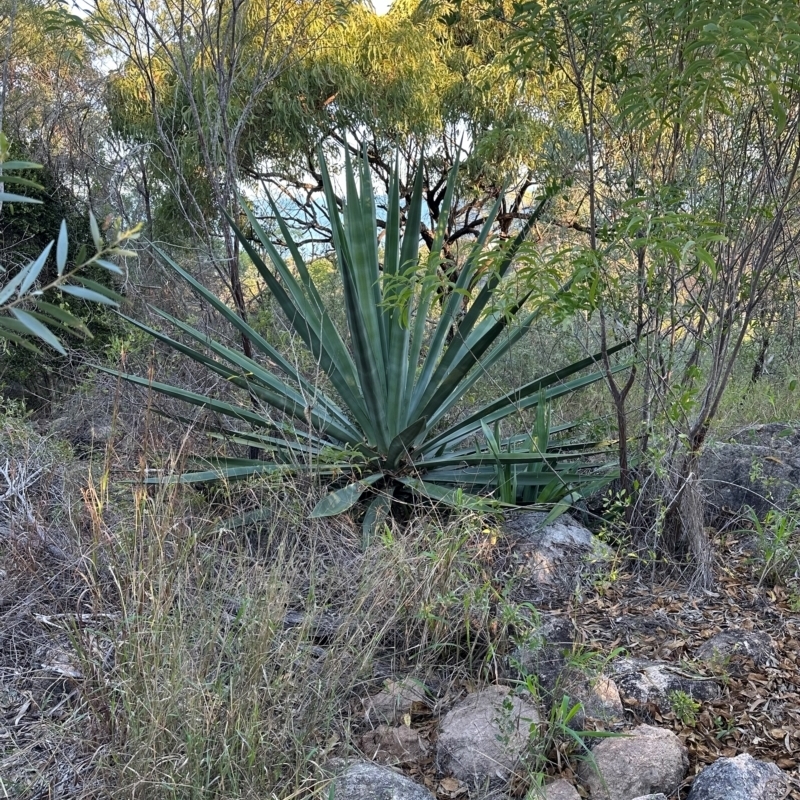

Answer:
[331,513,800,800]
[2,422,800,799]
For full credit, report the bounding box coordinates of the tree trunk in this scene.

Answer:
[751,334,769,382]
[664,450,715,590]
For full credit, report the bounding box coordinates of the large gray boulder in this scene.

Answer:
[500,512,612,603]
[330,761,435,800]
[700,423,800,521]
[436,685,540,786]
[577,724,688,800]
[686,753,788,800]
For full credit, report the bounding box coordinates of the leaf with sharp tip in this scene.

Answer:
[96,258,123,275]
[0,318,41,352]
[56,220,68,275]
[60,285,119,306]
[362,490,393,549]
[385,417,427,469]
[10,309,66,354]
[1,160,42,171]
[310,473,383,518]
[0,192,42,204]
[398,477,497,511]
[71,276,123,303]
[32,300,92,337]
[89,211,101,250]
[18,242,54,296]
[0,174,43,190]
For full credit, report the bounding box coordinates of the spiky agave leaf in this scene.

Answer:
[116,146,632,524]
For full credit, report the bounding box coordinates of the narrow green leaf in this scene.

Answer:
[18,242,54,296]
[60,285,119,306]
[0,318,40,351]
[56,220,68,276]
[412,192,503,413]
[10,309,66,354]
[89,211,102,250]
[424,343,632,453]
[405,154,460,421]
[0,192,42,204]
[33,301,92,336]
[1,160,42,171]
[362,490,393,549]
[385,417,427,469]
[398,477,498,511]
[152,242,355,432]
[96,258,123,275]
[71,275,123,302]
[0,174,44,190]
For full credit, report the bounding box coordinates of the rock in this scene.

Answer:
[363,677,430,724]
[541,779,582,800]
[630,796,668,800]
[686,753,788,800]
[565,674,624,723]
[540,669,625,731]
[330,761,435,800]
[436,685,540,786]
[577,724,688,800]
[700,423,800,521]
[500,512,612,603]
[611,657,720,712]
[509,613,575,690]
[360,724,428,766]
[511,617,621,727]
[695,631,777,669]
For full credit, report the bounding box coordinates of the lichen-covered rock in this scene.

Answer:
[509,613,575,690]
[360,724,428,766]
[700,423,800,521]
[686,753,788,800]
[330,761,435,800]
[630,795,668,800]
[568,675,625,723]
[611,657,720,712]
[577,724,688,800]
[500,512,612,603]
[695,631,776,669]
[436,685,540,786]
[362,677,430,724]
[533,669,624,733]
[541,779,582,800]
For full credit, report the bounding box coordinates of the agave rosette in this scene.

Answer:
[109,148,630,529]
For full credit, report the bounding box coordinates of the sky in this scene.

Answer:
[373,0,393,14]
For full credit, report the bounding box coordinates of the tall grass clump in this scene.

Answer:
[80,468,512,799]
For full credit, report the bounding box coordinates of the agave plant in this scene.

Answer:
[112,148,629,534]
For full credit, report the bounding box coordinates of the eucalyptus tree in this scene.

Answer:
[94,0,348,359]
[102,0,556,288]
[239,0,551,257]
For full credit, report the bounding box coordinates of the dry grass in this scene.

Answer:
[0,401,523,800]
